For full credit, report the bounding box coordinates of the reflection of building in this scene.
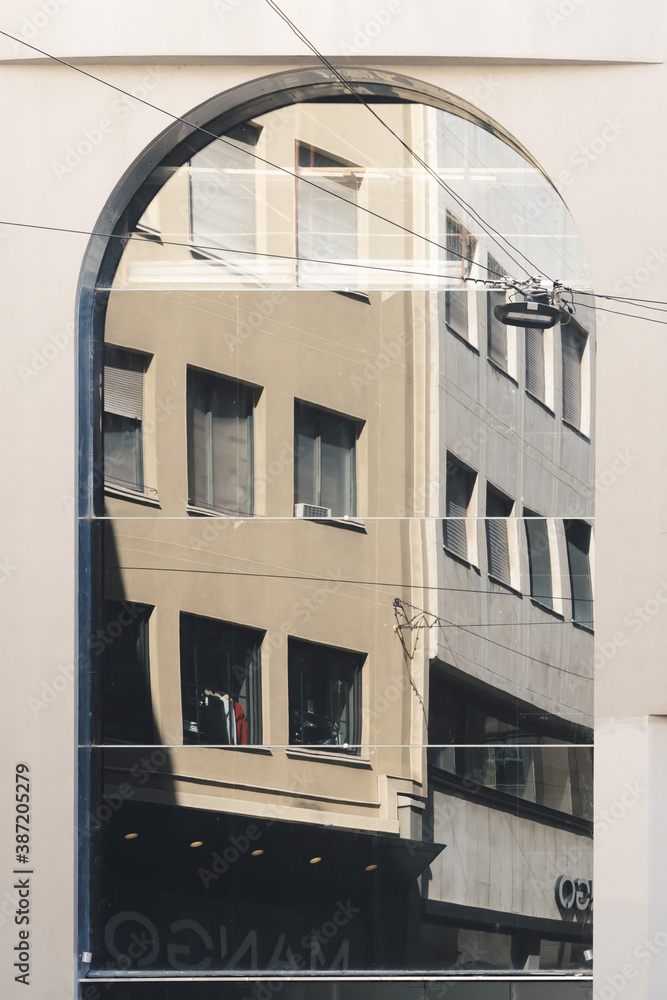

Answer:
[87,88,593,980]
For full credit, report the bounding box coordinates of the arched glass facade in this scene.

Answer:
[80,71,594,991]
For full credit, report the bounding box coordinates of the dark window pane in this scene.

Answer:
[99,602,153,744]
[180,614,263,744]
[565,519,593,627]
[288,638,363,750]
[525,512,553,608]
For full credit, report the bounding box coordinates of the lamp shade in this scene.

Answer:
[494,300,563,328]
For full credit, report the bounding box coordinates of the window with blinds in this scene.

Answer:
[189,121,262,264]
[487,254,508,370]
[525,327,546,401]
[443,212,476,342]
[296,142,363,286]
[524,509,553,609]
[561,322,587,428]
[294,401,359,517]
[187,369,257,515]
[486,485,513,585]
[565,520,594,628]
[444,455,476,561]
[103,347,147,491]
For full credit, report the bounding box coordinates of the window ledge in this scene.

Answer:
[487,358,519,386]
[488,573,523,598]
[446,325,480,354]
[286,747,371,767]
[317,516,367,533]
[104,483,161,508]
[525,389,555,416]
[443,545,480,573]
[187,505,252,519]
[333,289,371,304]
[529,597,564,620]
[562,418,591,442]
[572,620,595,634]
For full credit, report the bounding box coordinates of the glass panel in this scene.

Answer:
[104,413,143,489]
[565,520,594,627]
[525,513,553,608]
[85,82,596,984]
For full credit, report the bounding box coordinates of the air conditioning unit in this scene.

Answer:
[294,503,332,518]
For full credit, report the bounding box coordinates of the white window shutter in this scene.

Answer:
[104,366,143,420]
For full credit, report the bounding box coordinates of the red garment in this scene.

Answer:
[234,700,248,745]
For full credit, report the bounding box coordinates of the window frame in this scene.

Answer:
[179,612,264,746]
[443,453,478,565]
[485,483,517,589]
[102,346,148,495]
[564,519,594,630]
[287,637,364,754]
[186,366,258,517]
[293,399,360,518]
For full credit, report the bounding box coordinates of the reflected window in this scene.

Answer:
[180,613,263,745]
[443,212,476,342]
[561,321,587,429]
[565,519,594,627]
[296,142,363,286]
[187,368,257,515]
[294,401,359,517]
[98,601,153,744]
[189,121,262,265]
[288,638,363,750]
[524,510,553,609]
[444,454,476,561]
[487,254,508,370]
[103,347,147,491]
[486,484,513,585]
[525,326,546,401]
[427,666,592,747]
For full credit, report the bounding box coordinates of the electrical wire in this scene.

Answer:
[0,29,503,280]
[0,218,484,285]
[395,600,593,672]
[571,299,667,327]
[262,0,548,283]
[108,564,591,614]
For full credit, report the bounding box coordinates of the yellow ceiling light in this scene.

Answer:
[365,864,378,871]
[309,857,322,864]
[189,841,204,848]
[124,833,139,840]
[251,849,264,856]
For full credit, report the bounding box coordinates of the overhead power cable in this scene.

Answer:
[0,218,489,285]
[7,214,667,325]
[0,29,503,280]
[263,0,551,282]
[111,564,591,617]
